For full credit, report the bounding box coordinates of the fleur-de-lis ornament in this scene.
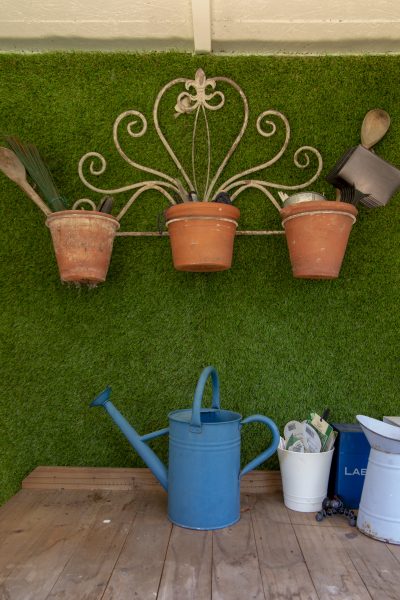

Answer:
[174,69,225,116]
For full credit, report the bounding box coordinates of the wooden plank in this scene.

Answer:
[46,491,139,599]
[22,481,140,491]
[251,492,319,600]
[0,491,84,584]
[22,466,161,491]
[1,485,400,600]
[387,543,400,563]
[335,527,400,600]
[102,489,171,600]
[212,497,265,600]
[22,466,143,479]
[22,466,282,494]
[288,508,353,528]
[0,490,110,600]
[24,466,150,478]
[241,472,282,495]
[294,523,372,600]
[158,525,212,600]
[0,489,51,534]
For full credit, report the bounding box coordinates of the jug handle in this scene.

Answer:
[190,365,220,431]
[239,415,280,478]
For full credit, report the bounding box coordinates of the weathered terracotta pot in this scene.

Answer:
[165,202,240,272]
[46,210,120,284]
[280,200,358,279]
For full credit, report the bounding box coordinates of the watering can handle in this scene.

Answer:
[239,415,280,479]
[190,366,220,430]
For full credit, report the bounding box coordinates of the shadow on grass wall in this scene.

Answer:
[0,52,399,505]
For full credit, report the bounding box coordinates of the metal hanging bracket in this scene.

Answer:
[78,69,323,237]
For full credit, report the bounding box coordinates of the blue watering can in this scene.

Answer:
[91,366,280,530]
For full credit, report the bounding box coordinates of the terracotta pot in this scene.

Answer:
[280,200,358,279]
[46,210,120,284]
[165,202,240,272]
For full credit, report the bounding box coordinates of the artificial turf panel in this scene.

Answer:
[0,52,399,505]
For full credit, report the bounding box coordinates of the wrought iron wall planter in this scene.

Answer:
[0,69,323,282]
[78,68,323,251]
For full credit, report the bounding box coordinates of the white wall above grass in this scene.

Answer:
[1,0,400,54]
[0,0,194,51]
[212,0,400,53]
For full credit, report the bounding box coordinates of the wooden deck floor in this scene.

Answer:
[1,468,400,599]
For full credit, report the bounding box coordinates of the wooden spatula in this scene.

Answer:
[361,109,391,150]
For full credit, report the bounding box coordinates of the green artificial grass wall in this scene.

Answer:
[0,53,399,505]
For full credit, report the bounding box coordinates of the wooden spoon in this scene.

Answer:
[0,147,51,216]
[361,109,391,150]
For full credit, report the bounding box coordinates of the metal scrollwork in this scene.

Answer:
[174,69,225,116]
[78,68,323,236]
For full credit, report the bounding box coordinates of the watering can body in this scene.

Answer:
[91,366,280,530]
[168,406,241,529]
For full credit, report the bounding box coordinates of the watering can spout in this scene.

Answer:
[91,387,169,491]
[91,386,112,407]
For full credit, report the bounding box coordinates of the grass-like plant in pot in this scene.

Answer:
[0,137,119,285]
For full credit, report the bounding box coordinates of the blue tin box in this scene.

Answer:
[328,423,370,509]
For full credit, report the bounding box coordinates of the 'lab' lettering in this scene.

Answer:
[345,467,367,476]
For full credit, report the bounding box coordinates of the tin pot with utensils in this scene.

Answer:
[282,191,326,207]
[326,109,400,207]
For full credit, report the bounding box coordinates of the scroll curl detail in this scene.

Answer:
[213,110,290,200]
[113,110,177,186]
[78,69,323,234]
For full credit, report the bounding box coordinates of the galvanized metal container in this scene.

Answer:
[283,191,326,207]
[357,415,400,544]
[167,366,280,530]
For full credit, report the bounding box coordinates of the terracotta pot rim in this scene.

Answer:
[166,216,239,228]
[165,202,240,221]
[282,210,357,228]
[46,210,120,229]
[280,200,358,219]
[281,199,357,279]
